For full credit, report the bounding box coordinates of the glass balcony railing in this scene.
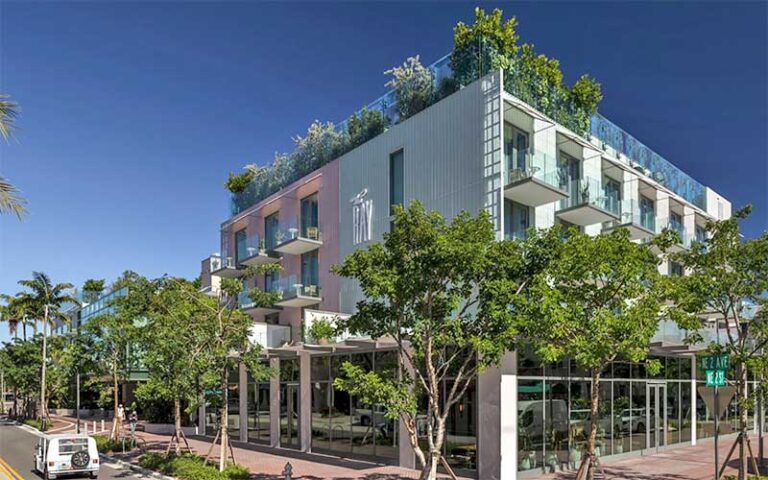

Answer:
[657,218,690,248]
[606,199,656,232]
[505,230,527,241]
[236,234,265,263]
[272,217,322,246]
[505,148,562,189]
[558,176,619,214]
[216,251,237,270]
[276,275,321,301]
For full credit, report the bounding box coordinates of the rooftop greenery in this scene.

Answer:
[227,7,603,215]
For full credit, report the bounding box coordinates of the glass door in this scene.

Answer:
[504,124,529,180]
[300,193,319,239]
[646,383,667,452]
[280,384,300,449]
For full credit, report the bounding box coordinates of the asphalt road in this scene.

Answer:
[0,421,152,480]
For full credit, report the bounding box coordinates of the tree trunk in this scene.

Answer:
[110,359,120,440]
[739,362,749,480]
[174,396,183,455]
[219,368,228,472]
[584,369,602,480]
[39,305,48,423]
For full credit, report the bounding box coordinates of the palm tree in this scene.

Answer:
[0,95,25,218]
[18,272,78,423]
[0,293,36,340]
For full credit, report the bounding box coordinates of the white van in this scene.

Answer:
[34,434,99,479]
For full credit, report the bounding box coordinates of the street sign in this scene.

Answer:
[703,354,730,371]
[697,386,736,419]
[706,369,726,387]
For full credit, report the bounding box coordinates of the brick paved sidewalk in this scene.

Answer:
[50,415,768,479]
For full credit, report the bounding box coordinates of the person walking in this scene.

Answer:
[116,404,125,435]
[128,410,138,438]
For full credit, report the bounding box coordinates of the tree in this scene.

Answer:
[82,279,106,304]
[136,277,216,454]
[669,206,768,479]
[385,56,433,120]
[513,227,670,480]
[88,274,152,440]
[194,271,274,472]
[18,272,78,424]
[0,95,25,218]
[331,201,546,480]
[0,336,44,418]
[451,7,519,87]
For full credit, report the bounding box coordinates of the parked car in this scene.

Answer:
[34,434,99,479]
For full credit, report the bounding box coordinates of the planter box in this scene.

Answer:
[143,423,197,436]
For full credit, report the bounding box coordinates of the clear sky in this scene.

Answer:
[0,2,766,341]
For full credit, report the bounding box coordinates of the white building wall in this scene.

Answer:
[338,71,503,314]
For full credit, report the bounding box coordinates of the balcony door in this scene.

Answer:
[301,193,319,239]
[265,213,279,251]
[640,196,655,230]
[504,123,529,174]
[603,178,621,215]
[235,229,248,264]
[558,153,580,199]
[301,251,319,297]
[504,199,530,240]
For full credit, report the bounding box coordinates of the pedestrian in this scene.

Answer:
[116,404,125,433]
[128,409,138,438]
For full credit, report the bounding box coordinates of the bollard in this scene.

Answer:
[101,419,104,432]
[282,462,293,480]
[83,423,87,435]
[93,420,97,433]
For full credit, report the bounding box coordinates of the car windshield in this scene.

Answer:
[58,438,89,455]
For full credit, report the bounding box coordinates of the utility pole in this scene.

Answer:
[76,370,81,434]
[1,370,5,415]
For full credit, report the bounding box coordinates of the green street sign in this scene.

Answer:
[702,354,730,371]
[705,369,726,387]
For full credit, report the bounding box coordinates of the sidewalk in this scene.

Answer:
[49,416,768,479]
[52,415,464,479]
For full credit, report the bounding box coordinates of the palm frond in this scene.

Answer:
[0,96,19,140]
[0,175,26,218]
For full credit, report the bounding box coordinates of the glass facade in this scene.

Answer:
[247,371,270,443]
[517,350,699,473]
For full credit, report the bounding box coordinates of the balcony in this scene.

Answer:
[658,218,691,253]
[274,276,322,308]
[237,234,281,267]
[249,323,291,349]
[272,218,323,256]
[602,199,656,240]
[210,254,246,278]
[556,177,620,226]
[503,149,569,207]
[238,289,281,315]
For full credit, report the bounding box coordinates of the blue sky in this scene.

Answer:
[0,2,766,341]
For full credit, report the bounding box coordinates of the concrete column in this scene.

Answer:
[656,192,671,274]
[269,357,281,447]
[622,173,639,221]
[478,351,516,480]
[239,363,248,443]
[299,351,312,452]
[198,395,206,435]
[691,356,698,445]
[683,205,695,248]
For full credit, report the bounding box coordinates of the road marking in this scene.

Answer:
[0,455,23,480]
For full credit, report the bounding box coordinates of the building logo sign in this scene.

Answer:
[350,188,373,245]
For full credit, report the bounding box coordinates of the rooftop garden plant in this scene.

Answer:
[227,7,602,213]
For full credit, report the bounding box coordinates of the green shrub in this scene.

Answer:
[23,419,48,431]
[137,453,249,480]
[93,435,124,454]
[222,463,250,480]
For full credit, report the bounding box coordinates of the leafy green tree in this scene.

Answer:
[513,228,669,480]
[88,274,152,439]
[668,206,768,479]
[136,277,218,454]
[451,7,519,86]
[1,336,44,418]
[385,56,433,120]
[346,106,388,149]
[18,272,78,423]
[331,201,546,480]
[0,94,25,218]
[82,279,106,304]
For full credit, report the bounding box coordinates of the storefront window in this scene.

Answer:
[613,381,631,454]
[311,382,332,451]
[546,380,568,468]
[518,380,544,471]
[445,380,477,471]
[247,379,270,443]
[630,382,645,451]
[666,382,680,445]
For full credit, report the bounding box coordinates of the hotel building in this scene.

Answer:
[198,57,752,479]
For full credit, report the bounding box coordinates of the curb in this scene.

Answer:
[99,454,175,480]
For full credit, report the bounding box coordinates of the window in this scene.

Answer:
[302,251,319,292]
[695,225,707,243]
[640,196,655,231]
[264,213,279,250]
[300,193,319,239]
[265,270,279,293]
[389,150,404,216]
[669,262,684,276]
[670,211,684,235]
[504,199,529,240]
[603,178,621,215]
[235,229,248,263]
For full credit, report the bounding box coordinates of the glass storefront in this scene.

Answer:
[517,352,700,473]
[247,372,270,443]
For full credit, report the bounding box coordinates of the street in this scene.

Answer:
[0,422,151,480]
